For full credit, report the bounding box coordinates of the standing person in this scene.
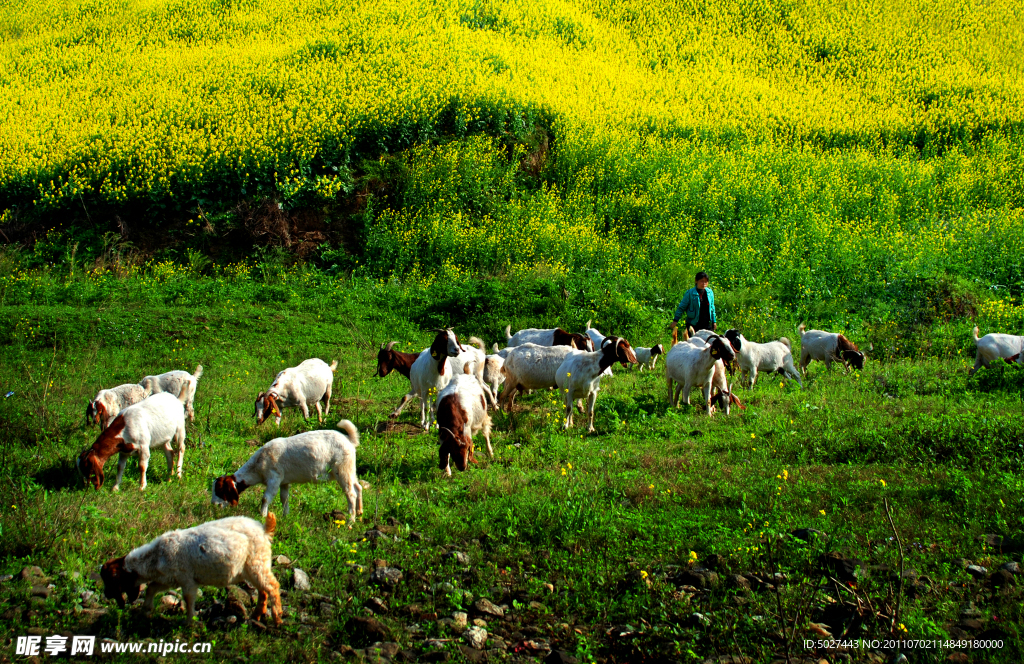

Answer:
[671,271,717,333]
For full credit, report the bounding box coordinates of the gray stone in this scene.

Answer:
[432,581,456,594]
[463,626,488,649]
[275,555,292,567]
[161,595,180,609]
[370,567,403,588]
[364,597,389,614]
[20,566,46,582]
[960,602,982,618]
[445,551,470,566]
[452,611,468,629]
[0,575,12,583]
[30,584,51,599]
[293,568,311,592]
[473,598,504,617]
[1001,561,1020,575]
[727,574,750,590]
[966,565,988,579]
[488,636,507,650]
[472,618,487,627]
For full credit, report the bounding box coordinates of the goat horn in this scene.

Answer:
[385,341,397,351]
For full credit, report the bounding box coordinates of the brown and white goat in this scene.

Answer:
[435,368,493,476]
[504,325,594,352]
[101,514,282,625]
[555,336,638,432]
[85,383,150,429]
[77,389,188,491]
[797,324,866,374]
[254,358,337,426]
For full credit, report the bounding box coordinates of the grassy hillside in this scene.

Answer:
[0,283,1021,663]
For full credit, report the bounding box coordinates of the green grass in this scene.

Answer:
[0,277,1021,663]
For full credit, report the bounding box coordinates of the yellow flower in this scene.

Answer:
[879,479,886,487]
[688,551,698,563]
[819,509,826,516]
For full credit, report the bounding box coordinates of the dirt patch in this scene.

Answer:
[375,421,424,435]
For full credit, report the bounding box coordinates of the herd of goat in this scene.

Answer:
[77,321,1020,624]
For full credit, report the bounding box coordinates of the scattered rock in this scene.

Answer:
[791,528,827,542]
[463,626,488,649]
[965,565,988,579]
[432,582,455,594]
[320,602,335,618]
[227,585,253,609]
[275,555,292,567]
[959,619,984,632]
[472,618,487,628]
[545,650,579,664]
[543,583,554,593]
[473,598,504,618]
[488,636,507,650]
[988,569,1015,588]
[161,595,180,609]
[409,532,426,542]
[687,612,712,627]
[345,616,389,645]
[366,642,401,658]
[458,645,486,663]
[77,608,108,624]
[30,585,51,599]
[21,567,48,585]
[677,568,720,589]
[364,597,389,615]
[370,567,403,588]
[727,574,751,591]
[444,551,470,566]
[1001,561,1020,574]
[952,558,972,569]
[293,568,311,592]
[529,600,546,610]
[371,559,389,571]
[959,602,982,619]
[364,529,386,541]
[80,590,94,603]
[0,574,12,583]
[452,611,468,629]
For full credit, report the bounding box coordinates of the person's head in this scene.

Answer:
[695,271,709,290]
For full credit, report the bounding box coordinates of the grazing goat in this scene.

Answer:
[448,337,497,407]
[390,329,470,429]
[665,334,737,414]
[101,514,282,625]
[436,368,493,475]
[139,365,203,421]
[212,420,363,523]
[797,324,865,374]
[970,326,1024,375]
[86,383,150,429]
[254,358,337,426]
[556,337,638,432]
[505,325,594,351]
[723,330,802,388]
[633,345,665,372]
[683,336,744,414]
[498,342,579,411]
[77,390,188,491]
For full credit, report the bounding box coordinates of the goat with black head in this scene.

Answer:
[555,336,639,432]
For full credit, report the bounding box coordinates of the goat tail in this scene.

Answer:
[972,326,980,343]
[778,337,791,349]
[336,419,360,447]
[671,326,679,346]
[504,324,512,342]
[491,342,500,354]
[193,365,204,380]
[797,323,806,335]
[329,360,339,372]
[468,336,486,353]
[585,319,592,330]
[264,512,277,537]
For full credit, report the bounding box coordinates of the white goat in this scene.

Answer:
[723,330,802,388]
[555,337,638,432]
[482,352,506,401]
[583,320,615,376]
[499,343,580,411]
[254,358,337,426]
[970,326,1024,375]
[448,336,497,407]
[665,334,737,414]
[100,514,282,624]
[139,365,203,421]
[86,383,151,429]
[212,420,363,523]
[390,329,464,429]
[633,345,665,372]
[797,324,866,374]
[436,369,494,475]
[77,390,188,491]
[505,325,594,351]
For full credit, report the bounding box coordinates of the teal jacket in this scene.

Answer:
[673,287,716,325]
